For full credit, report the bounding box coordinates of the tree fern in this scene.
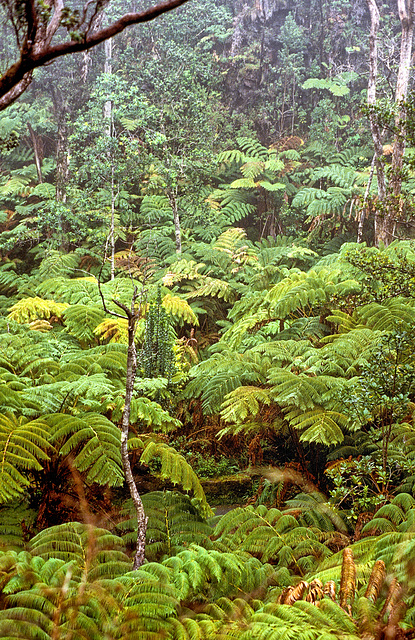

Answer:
[46,412,124,487]
[117,491,213,562]
[63,304,105,346]
[135,438,211,517]
[0,502,37,550]
[110,395,181,430]
[0,414,51,504]
[37,275,101,306]
[213,505,333,574]
[162,293,198,326]
[220,386,273,424]
[28,522,131,580]
[0,551,120,640]
[162,544,274,603]
[186,351,267,414]
[94,316,129,343]
[7,297,68,324]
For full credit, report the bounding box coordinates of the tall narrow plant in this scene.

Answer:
[99,277,148,568]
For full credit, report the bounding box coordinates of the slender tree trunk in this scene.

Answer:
[103,38,112,128]
[357,153,376,243]
[98,282,148,570]
[109,166,116,281]
[27,122,43,184]
[366,0,388,245]
[55,109,69,203]
[168,189,182,254]
[104,38,116,279]
[121,303,148,569]
[390,0,414,197]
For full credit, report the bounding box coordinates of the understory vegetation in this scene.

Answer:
[2,0,415,637]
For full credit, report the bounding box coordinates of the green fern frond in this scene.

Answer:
[313,165,361,189]
[287,410,348,446]
[124,396,181,431]
[0,414,51,504]
[63,304,105,345]
[138,441,211,517]
[240,159,265,179]
[186,352,266,414]
[29,522,131,577]
[118,491,213,561]
[46,412,123,486]
[0,502,37,550]
[220,386,272,423]
[187,276,239,303]
[237,137,269,160]
[213,505,333,573]
[217,148,247,167]
[37,276,100,306]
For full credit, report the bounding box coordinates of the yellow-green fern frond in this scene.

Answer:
[94,316,129,343]
[162,259,206,287]
[29,319,53,332]
[162,293,199,326]
[7,297,68,323]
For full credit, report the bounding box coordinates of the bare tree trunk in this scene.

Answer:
[104,38,116,279]
[103,38,112,127]
[99,285,149,570]
[168,188,182,254]
[27,122,43,184]
[120,297,148,570]
[357,153,376,243]
[369,0,415,246]
[55,106,70,203]
[390,0,414,197]
[366,0,388,245]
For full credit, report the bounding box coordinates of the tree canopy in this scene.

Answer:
[0,0,190,109]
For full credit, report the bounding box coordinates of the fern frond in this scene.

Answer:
[0,414,51,504]
[162,293,199,326]
[187,276,239,303]
[63,304,105,345]
[119,491,213,561]
[7,298,68,324]
[94,316,128,343]
[288,409,348,446]
[29,522,131,579]
[138,440,211,516]
[220,386,272,423]
[46,413,123,486]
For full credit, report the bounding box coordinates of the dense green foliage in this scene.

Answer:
[1,0,415,637]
